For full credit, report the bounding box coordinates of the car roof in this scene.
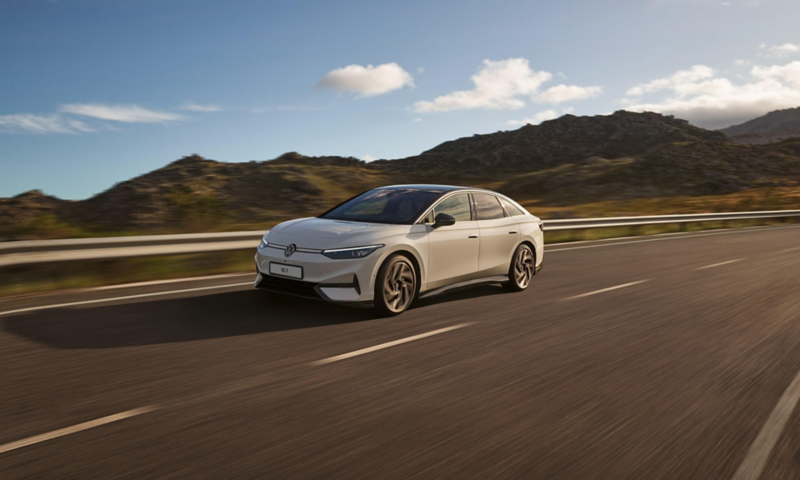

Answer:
[376,184,468,193]
[376,184,505,195]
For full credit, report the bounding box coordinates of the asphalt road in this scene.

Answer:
[2,225,800,479]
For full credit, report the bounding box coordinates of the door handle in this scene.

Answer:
[508,231,518,234]
[468,235,478,239]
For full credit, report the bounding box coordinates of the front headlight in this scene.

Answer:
[258,231,270,250]
[322,244,383,260]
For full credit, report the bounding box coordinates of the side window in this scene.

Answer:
[473,193,505,220]
[433,193,472,222]
[499,197,527,217]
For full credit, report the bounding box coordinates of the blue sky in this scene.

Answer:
[2,0,800,199]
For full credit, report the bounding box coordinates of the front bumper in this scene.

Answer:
[254,245,379,306]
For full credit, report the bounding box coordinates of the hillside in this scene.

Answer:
[721,106,800,144]
[3,110,800,238]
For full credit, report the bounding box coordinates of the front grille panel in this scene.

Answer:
[257,274,320,299]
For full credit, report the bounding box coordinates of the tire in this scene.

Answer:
[374,254,417,316]
[504,244,535,292]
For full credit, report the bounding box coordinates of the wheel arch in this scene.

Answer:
[519,239,537,264]
[384,249,423,299]
[370,245,425,300]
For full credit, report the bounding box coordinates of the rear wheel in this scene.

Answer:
[504,244,535,292]
[374,254,417,316]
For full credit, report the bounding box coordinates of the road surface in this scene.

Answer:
[2,225,800,479]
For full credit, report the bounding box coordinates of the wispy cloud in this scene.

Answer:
[759,43,800,57]
[180,103,223,112]
[59,103,185,123]
[0,114,94,134]
[621,59,800,128]
[316,63,414,97]
[1,103,187,134]
[412,58,600,113]
[362,154,377,162]
[506,109,559,126]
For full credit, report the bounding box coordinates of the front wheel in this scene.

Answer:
[374,254,417,316]
[504,244,535,292]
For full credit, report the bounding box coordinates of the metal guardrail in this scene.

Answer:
[543,210,800,231]
[2,210,799,267]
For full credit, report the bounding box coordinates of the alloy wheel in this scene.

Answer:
[514,246,535,289]
[382,260,415,313]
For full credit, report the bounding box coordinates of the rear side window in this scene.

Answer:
[433,193,472,222]
[473,193,505,220]
[499,197,527,217]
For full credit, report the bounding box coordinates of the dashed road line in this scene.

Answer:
[731,369,800,480]
[311,323,474,366]
[0,406,158,455]
[564,280,650,300]
[694,258,745,270]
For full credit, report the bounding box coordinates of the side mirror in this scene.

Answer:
[433,212,456,229]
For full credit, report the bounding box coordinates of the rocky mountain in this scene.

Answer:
[3,110,800,238]
[721,106,800,144]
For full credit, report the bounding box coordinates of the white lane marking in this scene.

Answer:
[0,282,253,317]
[732,369,800,480]
[564,280,650,300]
[92,272,252,291]
[545,225,800,253]
[0,406,157,455]
[694,258,744,270]
[311,323,474,366]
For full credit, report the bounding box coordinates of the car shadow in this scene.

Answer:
[3,284,510,350]
[412,284,508,309]
[2,289,374,350]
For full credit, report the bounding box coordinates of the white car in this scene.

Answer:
[254,185,543,316]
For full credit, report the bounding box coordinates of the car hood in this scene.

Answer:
[267,217,411,249]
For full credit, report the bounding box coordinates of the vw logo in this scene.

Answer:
[284,244,297,257]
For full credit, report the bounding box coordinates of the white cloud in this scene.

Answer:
[537,85,602,104]
[625,65,715,97]
[59,103,184,123]
[734,59,750,66]
[362,154,377,162]
[621,60,800,128]
[181,103,222,112]
[412,58,600,113]
[413,117,422,123]
[412,58,551,113]
[316,63,414,97]
[506,109,559,126]
[0,114,94,134]
[759,43,800,57]
[751,61,800,84]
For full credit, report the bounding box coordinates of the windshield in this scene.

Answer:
[321,188,442,224]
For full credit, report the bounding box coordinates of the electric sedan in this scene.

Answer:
[254,185,543,316]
